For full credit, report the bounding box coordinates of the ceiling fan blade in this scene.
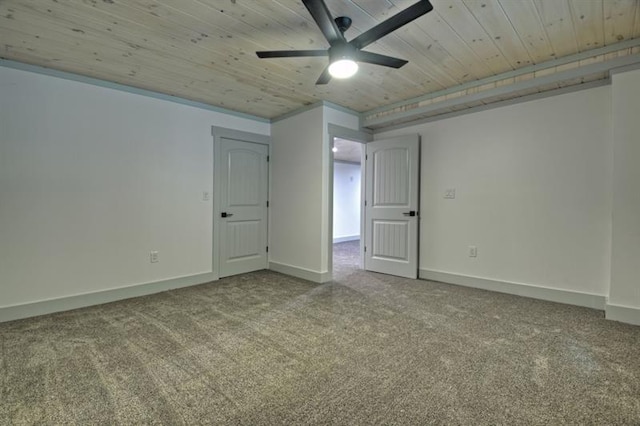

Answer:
[302,0,345,46]
[316,66,332,85]
[349,0,434,50]
[356,51,408,68]
[256,50,328,58]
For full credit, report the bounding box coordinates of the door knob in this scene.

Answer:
[403,211,417,217]
[221,212,233,218]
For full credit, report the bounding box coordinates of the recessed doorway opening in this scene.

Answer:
[332,137,364,277]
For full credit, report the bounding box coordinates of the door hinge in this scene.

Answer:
[364,246,367,252]
[266,246,269,253]
[364,200,367,206]
[366,154,368,160]
[266,201,269,207]
[267,155,270,162]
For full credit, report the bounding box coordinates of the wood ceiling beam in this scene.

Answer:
[364,47,640,129]
[363,37,640,119]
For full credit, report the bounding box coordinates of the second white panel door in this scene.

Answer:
[364,135,419,279]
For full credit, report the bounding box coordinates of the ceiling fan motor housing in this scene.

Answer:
[329,43,357,63]
[334,16,352,33]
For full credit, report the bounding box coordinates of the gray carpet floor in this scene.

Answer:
[1,240,639,424]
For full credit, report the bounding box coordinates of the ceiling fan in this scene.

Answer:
[256,0,434,84]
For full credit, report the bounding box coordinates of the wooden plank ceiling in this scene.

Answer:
[1,0,639,120]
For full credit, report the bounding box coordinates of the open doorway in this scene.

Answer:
[327,127,419,281]
[332,137,364,276]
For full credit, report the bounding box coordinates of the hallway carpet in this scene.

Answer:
[1,243,639,424]
[332,239,361,274]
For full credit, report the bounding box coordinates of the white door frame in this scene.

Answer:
[212,126,271,280]
[327,124,373,280]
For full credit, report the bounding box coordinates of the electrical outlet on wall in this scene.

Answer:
[468,246,477,258]
[150,251,159,263]
[444,188,456,199]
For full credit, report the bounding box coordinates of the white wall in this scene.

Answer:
[0,65,269,309]
[6,63,635,323]
[609,68,640,316]
[333,162,361,241]
[269,104,360,280]
[270,107,325,274]
[377,86,612,297]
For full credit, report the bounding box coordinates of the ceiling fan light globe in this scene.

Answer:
[328,59,358,79]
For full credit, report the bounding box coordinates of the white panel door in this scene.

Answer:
[219,139,268,278]
[364,135,419,279]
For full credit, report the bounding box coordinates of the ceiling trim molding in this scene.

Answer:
[0,59,270,124]
[365,53,640,129]
[270,101,325,124]
[373,79,609,134]
[363,38,640,119]
[271,100,362,124]
[609,62,640,76]
[321,101,363,121]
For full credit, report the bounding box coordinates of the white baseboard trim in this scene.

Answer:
[0,272,217,323]
[333,235,360,243]
[419,269,606,310]
[605,303,640,326]
[269,261,331,283]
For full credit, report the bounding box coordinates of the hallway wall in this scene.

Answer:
[333,162,361,242]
